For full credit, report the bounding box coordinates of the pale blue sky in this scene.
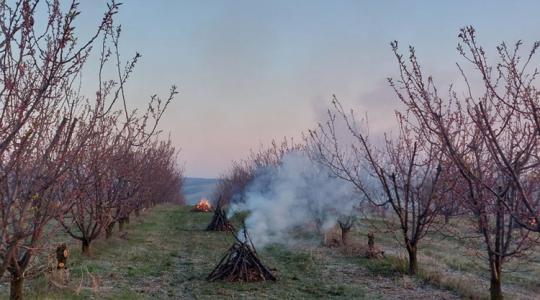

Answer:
[72,0,540,177]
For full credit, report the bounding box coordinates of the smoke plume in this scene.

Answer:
[229,151,359,248]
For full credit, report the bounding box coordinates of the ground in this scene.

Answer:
[0,204,538,299]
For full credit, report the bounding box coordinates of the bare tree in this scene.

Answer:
[455,28,540,232]
[0,1,123,299]
[0,1,180,298]
[213,138,303,204]
[337,215,356,246]
[308,98,451,275]
[59,113,122,255]
[389,26,540,299]
[59,81,177,254]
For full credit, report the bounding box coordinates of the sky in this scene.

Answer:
[70,0,540,178]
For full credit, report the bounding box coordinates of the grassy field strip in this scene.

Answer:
[0,204,484,299]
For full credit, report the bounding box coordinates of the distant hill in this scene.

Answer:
[183,177,219,205]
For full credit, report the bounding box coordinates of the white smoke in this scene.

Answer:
[229,151,360,248]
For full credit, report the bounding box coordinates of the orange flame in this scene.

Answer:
[194,199,212,212]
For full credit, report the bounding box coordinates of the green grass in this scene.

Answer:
[0,205,370,299]
[351,216,540,299]
[356,256,408,277]
[2,205,537,299]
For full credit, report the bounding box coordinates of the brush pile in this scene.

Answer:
[207,229,276,282]
[206,198,234,231]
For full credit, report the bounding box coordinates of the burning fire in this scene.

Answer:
[194,199,212,212]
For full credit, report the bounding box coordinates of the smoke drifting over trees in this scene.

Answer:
[229,152,358,248]
[0,1,537,298]
[215,26,540,300]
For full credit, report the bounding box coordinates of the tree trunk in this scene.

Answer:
[341,227,350,246]
[490,275,503,300]
[82,239,91,256]
[10,275,23,300]
[476,214,484,233]
[367,233,375,252]
[406,244,418,275]
[105,222,115,239]
[125,215,130,224]
[314,218,323,235]
[118,219,125,232]
[489,256,503,300]
[134,208,140,218]
[444,214,450,224]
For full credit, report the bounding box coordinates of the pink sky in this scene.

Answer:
[75,0,540,177]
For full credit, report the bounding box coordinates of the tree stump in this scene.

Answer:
[118,218,126,232]
[56,244,69,270]
[105,222,115,239]
[368,233,375,250]
[365,232,384,259]
[53,243,70,285]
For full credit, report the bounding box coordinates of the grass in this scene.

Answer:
[357,255,408,277]
[352,216,540,299]
[1,205,537,299]
[0,205,369,299]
